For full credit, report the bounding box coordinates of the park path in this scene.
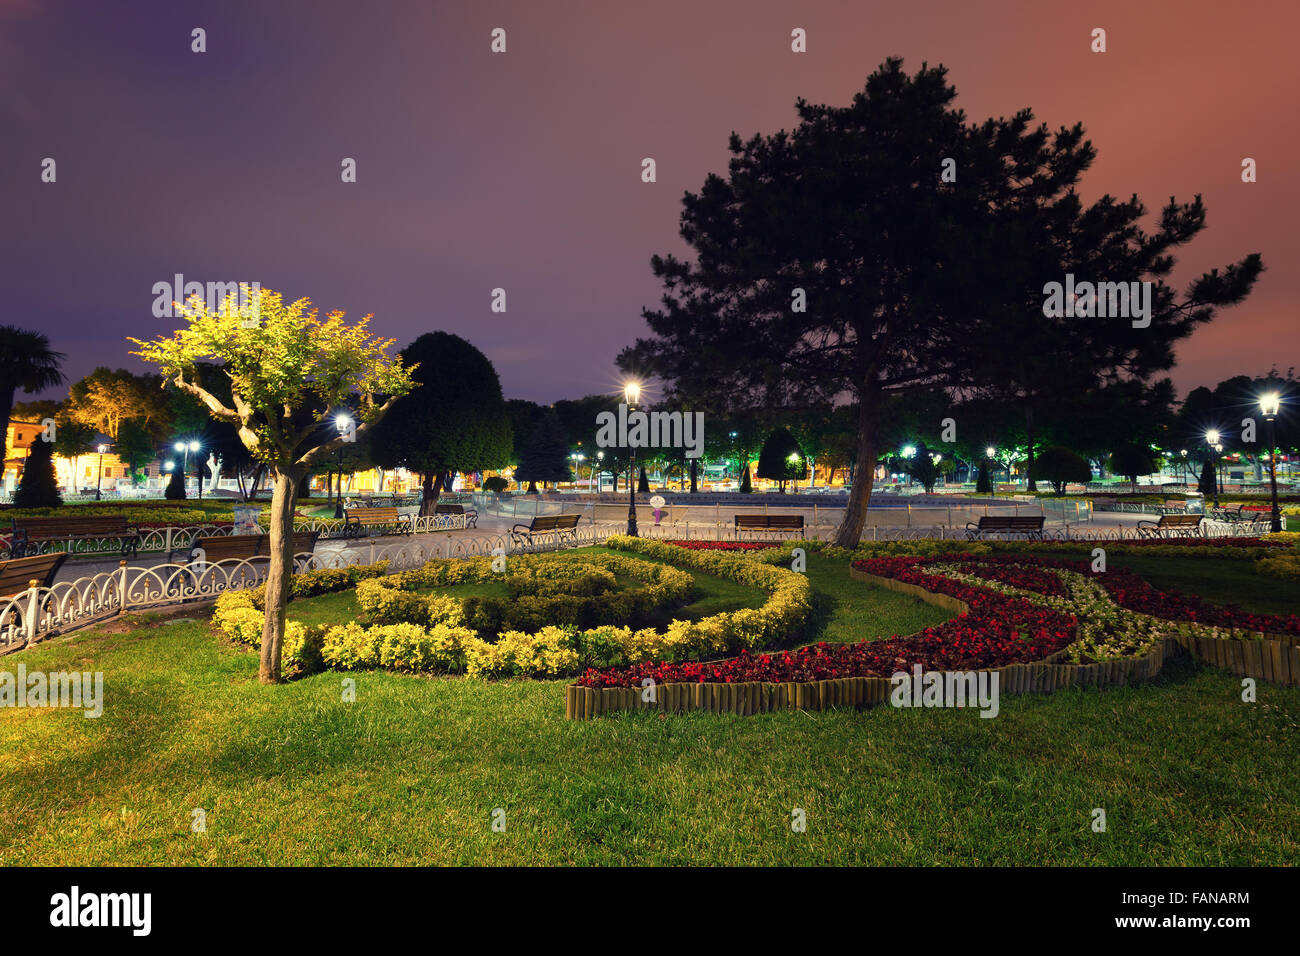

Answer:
[48,510,1148,584]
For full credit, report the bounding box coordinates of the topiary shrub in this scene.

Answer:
[13,438,61,509]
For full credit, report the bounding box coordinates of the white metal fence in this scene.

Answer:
[0,516,1269,652]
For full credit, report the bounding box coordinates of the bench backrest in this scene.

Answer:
[735,514,806,529]
[192,532,319,561]
[434,503,465,515]
[12,516,131,535]
[1157,514,1202,527]
[977,515,1044,528]
[0,552,69,598]
[346,507,402,522]
[766,515,804,529]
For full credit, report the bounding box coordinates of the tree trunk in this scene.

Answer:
[419,471,446,516]
[1024,406,1037,492]
[834,398,879,548]
[689,458,698,493]
[259,465,301,683]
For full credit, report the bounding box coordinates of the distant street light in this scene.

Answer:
[624,382,641,536]
[174,439,202,498]
[334,413,353,519]
[1204,429,1222,508]
[95,444,108,500]
[1261,392,1283,532]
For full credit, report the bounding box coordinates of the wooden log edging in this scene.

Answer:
[563,638,1178,719]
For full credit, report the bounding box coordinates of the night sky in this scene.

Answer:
[4,0,1296,403]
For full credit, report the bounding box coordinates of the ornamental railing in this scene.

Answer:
[0,517,1268,652]
[0,513,468,560]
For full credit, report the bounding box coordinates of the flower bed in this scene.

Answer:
[575,550,1300,693]
[211,537,812,680]
[663,540,773,551]
[577,556,1075,687]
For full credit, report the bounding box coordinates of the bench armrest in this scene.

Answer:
[512,523,533,534]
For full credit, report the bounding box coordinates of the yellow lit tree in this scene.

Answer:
[131,287,414,682]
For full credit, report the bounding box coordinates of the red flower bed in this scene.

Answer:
[1093,566,1300,636]
[1067,537,1287,549]
[574,547,1300,689]
[662,540,772,551]
[576,556,1076,687]
[957,552,1300,637]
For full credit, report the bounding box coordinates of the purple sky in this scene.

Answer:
[4,0,1296,404]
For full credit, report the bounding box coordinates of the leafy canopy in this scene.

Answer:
[130,287,413,469]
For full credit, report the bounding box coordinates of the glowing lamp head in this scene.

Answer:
[1260,392,1281,417]
[623,381,641,405]
[164,460,175,471]
[985,446,996,458]
[97,444,107,454]
[336,413,353,431]
[189,440,200,452]
[174,441,185,452]
[901,445,916,458]
[1205,429,1220,445]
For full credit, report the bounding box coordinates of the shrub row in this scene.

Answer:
[211,538,813,680]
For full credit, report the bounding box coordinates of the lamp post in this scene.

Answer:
[625,382,640,536]
[95,444,108,500]
[1261,393,1282,532]
[1205,430,1221,509]
[334,413,352,519]
[175,439,201,498]
[595,451,604,493]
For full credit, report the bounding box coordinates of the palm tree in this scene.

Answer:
[0,326,66,447]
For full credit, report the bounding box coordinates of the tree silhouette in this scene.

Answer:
[13,437,61,508]
[514,410,572,492]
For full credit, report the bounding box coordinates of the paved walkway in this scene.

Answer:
[48,511,1155,584]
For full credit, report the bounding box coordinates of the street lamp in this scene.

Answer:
[174,439,202,498]
[95,444,108,500]
[1261,393,1283,532]
[595,450,604,493]
[1204,430,1222,509]
[334,413,352,519]
[624,382,640,536]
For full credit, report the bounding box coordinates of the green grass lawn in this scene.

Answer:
[2,546,1297,865]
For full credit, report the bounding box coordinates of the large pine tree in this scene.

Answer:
[622,58,1262,545]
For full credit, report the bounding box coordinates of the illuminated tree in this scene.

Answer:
[131,287,413,683]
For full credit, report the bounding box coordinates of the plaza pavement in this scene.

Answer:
[48,508,1153,584]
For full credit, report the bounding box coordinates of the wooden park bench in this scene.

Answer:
[964,515,1046,540]
[0,552,69,600]
[734,514,806,539]
[342,506,412,539]
[183,532,320,564]
[510,514,581,549]
[10,515,139,559]
[1137,514,1204,538]
[434,502,478,528]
